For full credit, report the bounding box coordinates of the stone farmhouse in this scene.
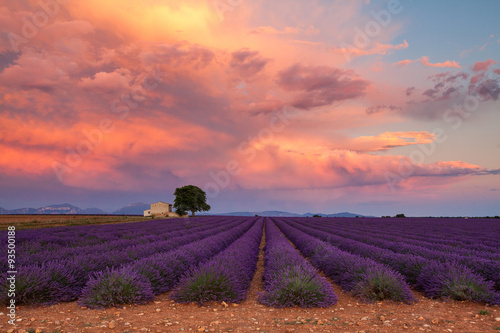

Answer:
[143,201,184,217]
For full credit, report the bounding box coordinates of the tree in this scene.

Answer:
[394,213,406,218]
[173,185,211,217]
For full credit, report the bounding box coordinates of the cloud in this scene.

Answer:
[333,40,408,57]
[395,59,413,66]
[276,64,369,110]
[471,59,498,72]
[443,72,469,83]
[347,131,435,152]
[292,40,325,46]
[420,56,460,68]
[469,78,500,101]
[401,66,500,120]
[405,87,416,96]
[139,43,215,70]
[231,146,499,191]
[248,25,319,35]
[79,69,132,93]
[395,56,460,68]
[0,49,72,92]
[365,105,402,115]
[230,48,270,77]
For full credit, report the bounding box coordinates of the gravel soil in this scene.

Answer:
[3,235,500,333]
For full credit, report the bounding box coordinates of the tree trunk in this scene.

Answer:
[191,211,195,217]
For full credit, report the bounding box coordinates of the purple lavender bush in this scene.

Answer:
[172,264,242,304]
[351,266,416,303]
[78,267,155,309]
[0,261,78,306]
[417,262,500,305]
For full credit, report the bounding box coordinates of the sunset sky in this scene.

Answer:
[1,0,499,216]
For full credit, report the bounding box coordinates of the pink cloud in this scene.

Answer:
[79,69,132,93]
[248,25,319,35]
[230,48,270,77]
[471,59,498,72]
[231,147,499,191]
[395,59,413,66]
[347,131,435,152]
[395,56,460,68]
[139,43,215,70]
[334,40,408,57]
[419,56,460,68]
[276,64,369,110]
[365,105,402,115]
[0,50,72,91]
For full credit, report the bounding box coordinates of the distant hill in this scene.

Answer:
[0,207,11,214]
[112,202,150,215]
[0,203,107,215]
[206,210,371,217]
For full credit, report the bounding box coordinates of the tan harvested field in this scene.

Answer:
[0,215,151,230]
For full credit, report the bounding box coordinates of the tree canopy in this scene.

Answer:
[173,185,211,217]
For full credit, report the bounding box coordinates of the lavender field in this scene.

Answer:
[1,216,499,309]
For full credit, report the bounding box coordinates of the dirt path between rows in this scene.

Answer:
[2,232,499,333]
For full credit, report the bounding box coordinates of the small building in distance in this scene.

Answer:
[144,201,184,217]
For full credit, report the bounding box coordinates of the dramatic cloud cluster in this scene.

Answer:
[0,0,498,214]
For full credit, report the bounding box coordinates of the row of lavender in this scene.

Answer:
[288,217,500,291]
[258,219,337,307]
[332,218,499,251]
[0,217,258,306]
[276,218,500,305]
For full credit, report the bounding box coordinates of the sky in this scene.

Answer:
[0,0,499,216]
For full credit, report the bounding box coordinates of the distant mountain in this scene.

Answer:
[112,202,150,215]
[0,203,107,215]
[302,212,370,217]
[0,207,11,214]
[205,210,371,217]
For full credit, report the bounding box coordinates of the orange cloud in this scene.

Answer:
[229,145,496,191]
[394,59,413,66]
[248,25,319,35]
[332,40,408,57]
[347,131,435,152]
[394,56,460,68]
[420,56,460,68]
[79,69,132,94]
